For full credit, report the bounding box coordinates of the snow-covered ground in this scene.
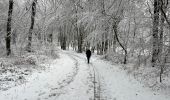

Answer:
[0,50,170,100]
[92,57,170,100]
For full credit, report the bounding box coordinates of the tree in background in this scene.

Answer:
[151,0,160,67]
[26,0,37,52]
[6,0,14,56]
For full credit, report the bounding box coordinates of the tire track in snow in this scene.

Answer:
[52,53,79,91]
[90,63,102,100]
[65,52,102,100]
[53,51,94,100]
[42,53,79,99]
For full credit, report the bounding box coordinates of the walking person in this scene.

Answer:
[86,49,91,64]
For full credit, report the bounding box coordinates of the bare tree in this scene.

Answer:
[26,0,37,52]
[152,0,160,67]
[6,0,14,56]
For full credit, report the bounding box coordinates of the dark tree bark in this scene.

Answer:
[159,0,168,82]
[104,40,108,54]
[27,0,37,52]
[59,26,67,50]
[77,24,84,53]
[61,36,66,50]
[152,0,160,67]
[77,32,83,53]
[101,41,104,55]
[113,24,127,64]
[158,4,165,60]
[6,0,14,56]
[113,33,117,52]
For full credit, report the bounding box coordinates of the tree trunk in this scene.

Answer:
[152,0,159,67]
[159,0,168,82]
[77,24,84,53]
[27,0,37,52]
[59,26,67,50]
[113,25,127,64]
[104,40,108,54]
[97,43,100,55]
[100,42,104,55]
[6,0,13,56]
[158,9,165,62]
[62,37,67,50]
[113,33,117,52]
[77,32,83,53]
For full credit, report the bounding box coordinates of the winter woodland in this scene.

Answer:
[0,0,170,100]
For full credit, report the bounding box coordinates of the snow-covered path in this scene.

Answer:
[0,50,170,100]
[0,53,81,100]
[64,51,170,100]
[92,57,170,100]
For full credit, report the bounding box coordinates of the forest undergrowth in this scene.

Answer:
[0,44,58,91]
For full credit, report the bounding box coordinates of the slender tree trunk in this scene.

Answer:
[63,25,67,50]
[158,10,164,60]
[113,25,127,64]
[101,41,104,55]
[59,25,67,50]
[112,30,117,52]
[104,40,108,54]
[27,0,37,52]
[159,0,168,82]
[75,5,81,53]
[97,43,100,55]
[77,25,83,53]
[6,0,13,56]
[152,0,159,67]
[76,1,83,53]
[62,37,66,50]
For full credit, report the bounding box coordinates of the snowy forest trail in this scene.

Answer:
[0,52,81,100]
[64,51,170,100]
[63,51,101,100]
[0,50,170,100]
